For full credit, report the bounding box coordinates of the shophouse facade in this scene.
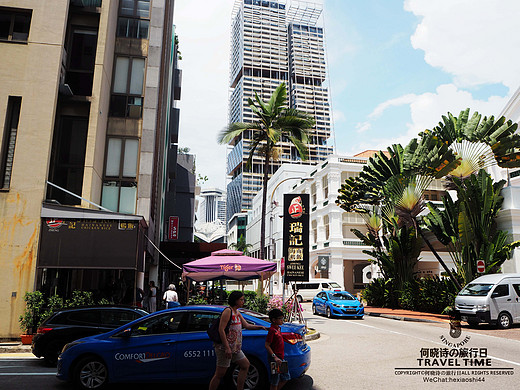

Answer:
[247,154,453,295]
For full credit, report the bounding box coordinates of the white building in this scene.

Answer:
[226,0,333,222]
[198,188,227,224]
[248,154,452,295]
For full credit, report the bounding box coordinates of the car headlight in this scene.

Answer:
[331,303,340,307]
[61,340,85,354]
[476,304,489,311]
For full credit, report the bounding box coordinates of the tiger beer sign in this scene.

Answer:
[283,194,309,282]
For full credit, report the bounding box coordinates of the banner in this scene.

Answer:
[283,194,309,282]
[169,216,179,240]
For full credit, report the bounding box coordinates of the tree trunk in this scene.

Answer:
[418,226,462,291]
[260,150,270,260]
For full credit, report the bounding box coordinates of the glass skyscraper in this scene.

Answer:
[226,0,333,222]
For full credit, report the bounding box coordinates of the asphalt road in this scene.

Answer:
[0,304,518,390]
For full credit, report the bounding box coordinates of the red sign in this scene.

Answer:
[288,196,303,219]
[477,260,485,273]
[169,216,179,240]
[280,257,285,276]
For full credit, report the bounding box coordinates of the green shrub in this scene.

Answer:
[362,278,396,308]
[19,291,45,334]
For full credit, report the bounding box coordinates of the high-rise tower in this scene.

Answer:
[226,0,333,222]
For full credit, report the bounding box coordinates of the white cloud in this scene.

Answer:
[355,122,371,133]
[404,0,520,90]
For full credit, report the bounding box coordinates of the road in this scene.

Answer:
[1,304,518,390]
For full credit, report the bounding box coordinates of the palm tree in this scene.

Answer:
[218,82,314,260]
[229,234,253,256]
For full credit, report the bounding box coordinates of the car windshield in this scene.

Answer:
[239,308,270,321]
[329,282,341,288]
[459,283,494,296]
[329,292,355,300]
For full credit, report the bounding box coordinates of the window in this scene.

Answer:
[0,8,31,42]
[130,312,184,336]
[102,138,139,214]
[323,215,329,240]
[110,56,145,118]
[46,117,88,205]
[492,284,509,298]
[120,0,150,18]
[116,17,149,39]
[186,312,219,333]
[322,175,328,199]
[1,96,21,189]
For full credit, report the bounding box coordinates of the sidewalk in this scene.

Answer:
[364,306,450,324]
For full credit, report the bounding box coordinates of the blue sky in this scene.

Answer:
[173,0,520,189]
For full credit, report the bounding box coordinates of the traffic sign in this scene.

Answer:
[476,260,485,273]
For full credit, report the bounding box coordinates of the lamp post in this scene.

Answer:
[268,176,312,298]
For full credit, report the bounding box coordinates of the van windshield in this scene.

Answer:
[459,283,494,296]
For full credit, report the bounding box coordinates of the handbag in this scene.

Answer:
[207,307,232,343]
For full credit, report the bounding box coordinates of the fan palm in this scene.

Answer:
[218,82,314,260]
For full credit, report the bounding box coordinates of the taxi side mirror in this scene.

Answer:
[115,328,132,338]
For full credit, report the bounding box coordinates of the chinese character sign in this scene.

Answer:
[283,194,309,282]
[169,216,179,240]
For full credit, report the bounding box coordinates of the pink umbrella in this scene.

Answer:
[182,249,277,282]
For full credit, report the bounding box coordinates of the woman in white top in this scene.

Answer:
[148,281,157,312]
[163,284,179,308]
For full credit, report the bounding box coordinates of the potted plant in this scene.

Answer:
[19,291,45,344]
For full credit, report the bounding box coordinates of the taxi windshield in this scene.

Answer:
[458,283,494,296]
[329,292,355,300]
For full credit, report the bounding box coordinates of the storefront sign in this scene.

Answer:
[318,255,329,271]
[169,216,179,240]
[283,194,309,282]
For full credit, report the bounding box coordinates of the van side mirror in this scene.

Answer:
[491,292,499,298]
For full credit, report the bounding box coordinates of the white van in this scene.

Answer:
[455,273,520,329]
[293,279,344,302]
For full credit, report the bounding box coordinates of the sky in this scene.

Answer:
[173,0,520,190]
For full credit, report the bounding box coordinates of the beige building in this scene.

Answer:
[0,0,179,338]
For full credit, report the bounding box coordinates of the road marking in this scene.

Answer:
[0,373,56,376]
[337,318,520,367]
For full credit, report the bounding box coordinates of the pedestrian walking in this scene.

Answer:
[163,284,179,308]
[208,291,267,390]
[148,281,157,312]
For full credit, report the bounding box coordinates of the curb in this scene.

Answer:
[0,343,32,354]
[365,312,445,324]
[305,328,320,341]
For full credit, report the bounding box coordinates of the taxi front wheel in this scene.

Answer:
[74,356,108,389]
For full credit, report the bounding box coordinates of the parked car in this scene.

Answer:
[32,306,148,365]
[312,290,364,319]
[57,305,310,390]
[455,273,520,329]
[294,279,344,302]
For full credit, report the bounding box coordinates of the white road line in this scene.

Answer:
[344,319,520,367]
[0,373,56,376]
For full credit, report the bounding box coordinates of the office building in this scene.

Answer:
[226,0,333,221]
[0,0,181,338]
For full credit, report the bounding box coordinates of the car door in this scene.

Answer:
[490,284,512,321]
[174,310,220,381]
[315,292,326,314]
[108,311,185,382]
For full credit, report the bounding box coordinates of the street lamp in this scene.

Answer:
[268,176,312,297]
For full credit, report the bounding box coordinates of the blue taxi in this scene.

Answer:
[312,290,364,319]
[57,305,310,389]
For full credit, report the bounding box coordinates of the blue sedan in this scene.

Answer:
[57,305,310,390]
[312,291,364,319]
